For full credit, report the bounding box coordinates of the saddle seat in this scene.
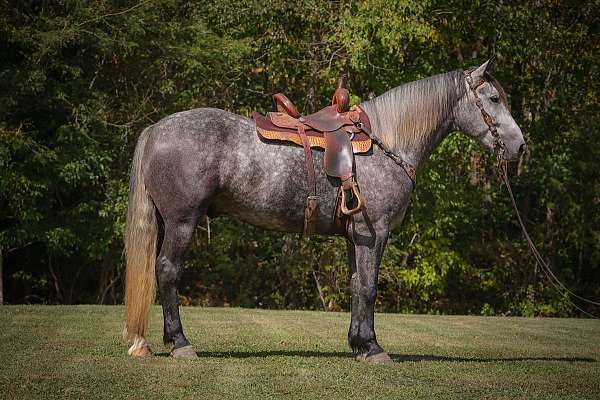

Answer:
[251,75,373,236]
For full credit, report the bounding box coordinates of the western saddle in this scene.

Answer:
[252,75,374,237]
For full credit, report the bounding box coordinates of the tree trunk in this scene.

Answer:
[0,248,4,305]
[311,266,327,311]
[306,29,321,114]
[97,254,119,305]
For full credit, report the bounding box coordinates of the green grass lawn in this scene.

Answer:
[0,306,598,399]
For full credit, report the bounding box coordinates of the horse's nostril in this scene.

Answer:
[519,143,527,154]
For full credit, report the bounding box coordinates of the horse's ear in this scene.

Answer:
[486,55,497,71]
[472,58,494,80]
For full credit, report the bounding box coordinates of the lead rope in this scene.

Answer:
[465,68,598,317]
[499,160,600,318]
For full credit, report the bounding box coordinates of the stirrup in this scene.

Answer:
[340,179,365,215]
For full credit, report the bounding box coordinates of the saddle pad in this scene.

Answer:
[251,112,372,154]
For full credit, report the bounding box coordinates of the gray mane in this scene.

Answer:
[361,70,467,151]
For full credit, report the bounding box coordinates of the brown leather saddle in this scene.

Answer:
[252,75,373,237]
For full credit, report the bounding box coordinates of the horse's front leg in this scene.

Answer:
[347,222,393,364]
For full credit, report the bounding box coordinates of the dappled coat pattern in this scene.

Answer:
[123,61,525,362]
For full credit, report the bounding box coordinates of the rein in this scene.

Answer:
[366,132,417,184]
[464,69,599,318]
[356,105,417,184]
[499,162,599,319]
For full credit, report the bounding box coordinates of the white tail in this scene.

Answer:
[123,128,157,354]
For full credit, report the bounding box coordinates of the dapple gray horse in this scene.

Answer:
[123,60,525,363]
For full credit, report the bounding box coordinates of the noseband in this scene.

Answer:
[464,70,506,160]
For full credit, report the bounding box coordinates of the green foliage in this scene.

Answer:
[1,0,598,315]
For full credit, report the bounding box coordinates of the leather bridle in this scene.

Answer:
[464,70,506,160]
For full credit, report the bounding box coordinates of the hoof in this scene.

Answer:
[170,345,199,360]
[356,351,393,365]
[128,336,153,357]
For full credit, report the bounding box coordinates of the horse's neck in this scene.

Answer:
[362,103,454,170]
[412,120,453,168]
[361,71,466,171]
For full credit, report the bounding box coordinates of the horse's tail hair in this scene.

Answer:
[123,127,157,347]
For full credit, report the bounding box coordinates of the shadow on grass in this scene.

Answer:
[390,354,596,363]
[156,350,596,363]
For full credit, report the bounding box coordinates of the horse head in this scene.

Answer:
[455,59,526,161]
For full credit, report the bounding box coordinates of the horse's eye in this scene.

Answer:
[490,95,500,103]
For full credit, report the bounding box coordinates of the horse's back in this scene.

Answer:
[142,107,255,168]
[146,107,252,140]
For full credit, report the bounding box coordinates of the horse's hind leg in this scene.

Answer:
[156,213,200,359]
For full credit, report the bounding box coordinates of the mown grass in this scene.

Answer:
[0,305,598,399]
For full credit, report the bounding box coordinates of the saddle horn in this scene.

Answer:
[331,74,350,113]
[337,74,348,89]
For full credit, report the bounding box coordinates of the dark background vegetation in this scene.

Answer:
[1,0,598,316]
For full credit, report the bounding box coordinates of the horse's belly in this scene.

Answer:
[208,191,305,233]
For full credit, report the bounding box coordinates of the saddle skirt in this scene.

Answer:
[251,105,372,154]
